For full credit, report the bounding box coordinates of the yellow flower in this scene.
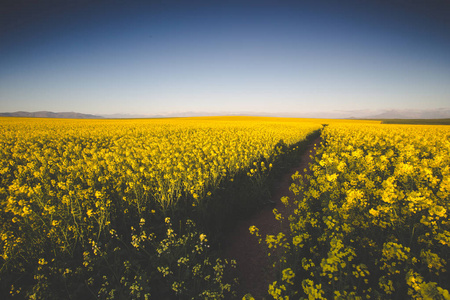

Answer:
[326,173,338,182]
[282,268,295,285]
[199,234,207,243]
[369,208,379,217]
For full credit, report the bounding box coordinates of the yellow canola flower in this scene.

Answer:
[199,233,207,243]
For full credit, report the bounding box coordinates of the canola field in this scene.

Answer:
[0,116,322,299]
[259,123,450,299]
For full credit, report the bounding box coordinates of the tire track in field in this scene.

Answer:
[225,136,321,299]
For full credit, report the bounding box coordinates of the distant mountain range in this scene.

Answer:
[0,111,103,119]
[101,108,450,119]
[363,109,450,119]
[1,109,449,120]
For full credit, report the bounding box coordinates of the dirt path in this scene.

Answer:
[225,136,321,299]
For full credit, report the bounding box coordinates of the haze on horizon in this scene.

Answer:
[1,0,450,116]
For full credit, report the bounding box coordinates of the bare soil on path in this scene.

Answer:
[224,136,321,299]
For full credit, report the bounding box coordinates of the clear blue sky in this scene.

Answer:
[1,0,450,116]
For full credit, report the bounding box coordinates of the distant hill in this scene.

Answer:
[0,111,103,119]
[365,108,450,119]
[100,109,450,119]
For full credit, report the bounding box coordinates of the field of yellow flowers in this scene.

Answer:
[258,122,450,299]
[0,116,322,299]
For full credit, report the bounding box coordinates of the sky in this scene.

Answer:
[1,0,450,117]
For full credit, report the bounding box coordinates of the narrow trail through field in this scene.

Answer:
[225,136,321,299]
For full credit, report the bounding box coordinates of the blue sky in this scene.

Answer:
[1,0,450,116]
